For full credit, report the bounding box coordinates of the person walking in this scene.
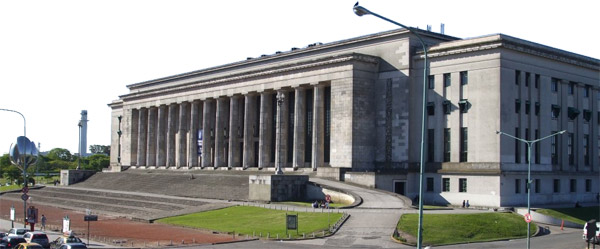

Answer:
[41,214,46,231]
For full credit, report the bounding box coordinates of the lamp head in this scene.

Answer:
[495,131,501,135]
[353,2,370,16]
[558,130,566,134]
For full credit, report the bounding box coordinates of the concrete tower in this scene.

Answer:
[79,110,88,156]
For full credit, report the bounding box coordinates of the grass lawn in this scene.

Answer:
[0,184,22,192]
[278,201,347,208]
[397,212,537,246]
[156,205,343,239]
[536,206,599,225]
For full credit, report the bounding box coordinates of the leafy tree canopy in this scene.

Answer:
[47,148,73,161]
[89,144,110,155]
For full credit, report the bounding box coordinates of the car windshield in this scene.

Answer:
[32,235,48,240]
[70,245,87,249]
[65,238,82,243]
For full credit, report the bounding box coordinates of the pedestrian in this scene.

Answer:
[466,200,470,208]
[41,214,46,231]
[462,200,465,208]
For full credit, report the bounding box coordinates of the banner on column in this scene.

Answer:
[197,129,203,156]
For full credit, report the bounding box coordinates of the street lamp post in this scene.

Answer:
[0,108,26,136]
[496,130,565,249]
[353,3,429,248]
[77,121,82,170]
[275,92,285,175]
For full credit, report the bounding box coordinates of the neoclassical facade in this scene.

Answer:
[109,29,600,207]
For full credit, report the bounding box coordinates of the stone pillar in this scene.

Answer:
[312,85,324,171]
[243,94,256,168]
[176,102,188,168]
[146,107,157,166]
[167,103,178,167]
[202,99,215,168]
[275,90,289,171]
[293,88,306,169]
[156,105,167,167]
[215,97,229,168]
[136,108,148,167]
[258,92,272,169]
[228,95,241,168]
[188,101,200,168]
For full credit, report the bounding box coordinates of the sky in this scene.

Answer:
[1,0,599,155]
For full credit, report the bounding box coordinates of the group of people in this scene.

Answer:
[462,200,470,208]
[312,200,330,209]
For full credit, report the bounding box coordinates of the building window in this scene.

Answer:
[443,101,451,114]
[428,129,435,163]
[515,128,520,163]
[583,110,592,122]
[515,99,521,114]
[427,102,435,116]
[568,81,575,95]
[568,133,574,165]
[442,178,450,192]
[586,179,592,192]
[458,99,470,113]
[584,135,590,166]
[568,107,580,120]
[460,71,468,85]
[460,127,468,162]
[525,72,530,87]
[535,130,540,164]
[525,178,529,193]
[551,78,559,92]
[428,75,435,89]
[551,105,560,118]
[324,86,331,163]
[535,102,540,116]
[444,128,451,162]
[515,179,521,194]
[525,101,530,115]
[535,179,540,193]
[553,179,560,193]
[535,74,540,88]
[444,73,451,87]
[515,70,521,85]
[427,177,434,192]
[585,85,590,97]
[551,131,558,164]
[570,179,576,192]
[459,178,467,192]
[525,129,530,163]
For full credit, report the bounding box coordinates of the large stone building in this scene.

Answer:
[109,28,599,207]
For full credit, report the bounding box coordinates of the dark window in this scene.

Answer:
[515,70,521,85]
[553,179,560,193]
[525,178,529,194]
[515,99,521,114]
[427,177,434,192]
[428,129,435,163]
[525,129,530,163]
[427,102,435,116]
[525,72,530,87]
[428,75,435,89]
[287,92,295,163]
[551,78,559,92]
[458,99,470,113]
[324,87,331,163]
[568,133,574,165]
[525,101,530,115]
[460,71,468,85]
[551,105,560,118]
[305,89,313,163]
[535,179,540,193]
[459,178,467,192]
[444,128,451,162]
[568,107,580,120]
[535,102,540,116]
[515,128,520,163]
[569,81,575,95]
[570,179,576,192]
[535,130,540,164]
[271,94,277,163]
[551,131,558,164]
[460,127,468,162]
[444,73,451,87]
[583,110,592,122]
[585,85,590,97]
[443,101,451,114]
[586,179,592,192]
[515,179,521,193]
[584,135,590,166]
[442,178,450,192]
[535,74,540,88]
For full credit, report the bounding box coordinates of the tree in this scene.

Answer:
[90,145,110,155]
[87,154,110,171]
[47,148,73,161]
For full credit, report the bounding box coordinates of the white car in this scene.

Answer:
[583,221,600,244]
[6,229,30,237]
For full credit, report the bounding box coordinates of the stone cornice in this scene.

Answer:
[119,53,379,101]
[423,34,600,70]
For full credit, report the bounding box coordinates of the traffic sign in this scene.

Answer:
[84,215,98,221]
[21,194,29,201]
[22,187,29,194]
[524,213,532,223]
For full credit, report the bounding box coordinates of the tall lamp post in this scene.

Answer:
[77,121,82,170]
[0,108,26,136]
[353,3,429,248]
[496,129,565,249]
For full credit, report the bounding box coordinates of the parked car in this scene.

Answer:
[583,220,600,244]
[14,243,44,249]
[49,237,83,249]
[0,234,6,240]
[22,233,49,249]
[57,244,86,249]
[6,229,29,237]
[0,236,27,249]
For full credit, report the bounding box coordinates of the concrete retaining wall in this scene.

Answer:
[60,170,96,186]
[516,208,583,228]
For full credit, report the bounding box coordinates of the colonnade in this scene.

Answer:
[128,85,331,170]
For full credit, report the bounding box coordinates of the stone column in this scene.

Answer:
[275,90,289,171]
[312,85,325,171]
[167,103,178,167]
[136,108,148,167]
[215,97,230,168]
[258,92,272,169]
[146,107,157,166]
[243,94,256,168]
[156,105,167,167]
[176,102,188,168]
[293,88,306,169]
[228,95,241,168]
[202,99,215,168]
[188,101,200,168]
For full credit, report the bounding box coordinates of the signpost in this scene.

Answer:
[62,216,70,233]
[84,213,98,245]
[524,213,532,223]
[286,213,298,236]
[10,206,15,228]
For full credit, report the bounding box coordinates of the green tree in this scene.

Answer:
[47,148,73,161]
[3,166,21,184]
[89,145,110,155]
[86,154,109,171]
